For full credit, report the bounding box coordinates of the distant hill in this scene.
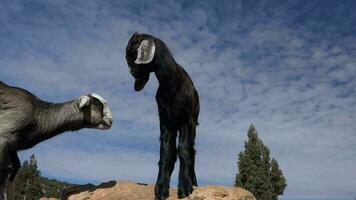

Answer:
[38,176,77,199]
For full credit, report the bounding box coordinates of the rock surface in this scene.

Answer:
[41,180,256,200]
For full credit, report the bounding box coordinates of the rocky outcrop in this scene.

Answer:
[41,180,256,200]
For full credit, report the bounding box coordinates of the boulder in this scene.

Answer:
[41,180,256,200]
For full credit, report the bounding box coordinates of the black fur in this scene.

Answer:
[126,33,200,200]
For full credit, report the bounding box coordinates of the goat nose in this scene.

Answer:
[129,68,135,75]
[108,118,113,125]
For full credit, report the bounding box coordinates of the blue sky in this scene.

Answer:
[1,0,355,199]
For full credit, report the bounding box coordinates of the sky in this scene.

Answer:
[0,0,355,199]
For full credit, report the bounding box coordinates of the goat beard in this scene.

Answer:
[134,76,149,91]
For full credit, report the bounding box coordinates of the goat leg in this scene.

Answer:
[155,123,177,200]
[4,152,19,200]
[8,151,20,182]
[178,123,197,198]
[0,140,10,200]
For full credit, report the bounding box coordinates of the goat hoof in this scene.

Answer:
[178,182,193,199]
[155,183,169,200]
[155,196,167,200]
[0,190,6,200]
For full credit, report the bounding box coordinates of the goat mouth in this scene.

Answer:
[134,78,149,91]
[97,119,112,130]
[97,124,112,130]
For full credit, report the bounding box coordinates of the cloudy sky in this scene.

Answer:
[1,0,355,199]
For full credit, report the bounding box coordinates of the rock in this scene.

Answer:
[187,185,256,200]
[49,180,256,200]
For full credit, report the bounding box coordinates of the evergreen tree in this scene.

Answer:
[270,159,287,200]
[258,144,273,200]
[235,125,287,200]
[235,125,259,194]
[14,155,77,199]
[15,154,43,200]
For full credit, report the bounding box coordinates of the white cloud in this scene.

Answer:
[1,0,356,199]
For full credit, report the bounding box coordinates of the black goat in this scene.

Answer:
[126,33,200,200]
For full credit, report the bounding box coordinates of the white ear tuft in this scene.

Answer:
[89,93,107,103]
[89,93,112,119]
[135,39,156,64]
[79,95,91,109]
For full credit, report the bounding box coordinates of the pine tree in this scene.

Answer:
[270,159,287,200]
[235,125,287,200]
[235,125,259,195]
[258,144,273,200]
[15,154,43,200]
[14,155,77,199]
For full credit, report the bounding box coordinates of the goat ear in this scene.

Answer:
[79,95,91,109]
[135,39,155,64]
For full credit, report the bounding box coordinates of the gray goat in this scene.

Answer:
[0,81,113,200]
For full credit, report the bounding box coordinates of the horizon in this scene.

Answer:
[20,153,356,200]
[1,0,355,199]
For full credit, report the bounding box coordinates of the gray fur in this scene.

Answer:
[0,81,112,200]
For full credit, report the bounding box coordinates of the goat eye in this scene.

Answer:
[93,101,101,106]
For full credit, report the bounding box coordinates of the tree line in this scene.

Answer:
[14,155,76,200]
